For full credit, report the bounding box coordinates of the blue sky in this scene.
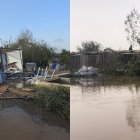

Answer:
[0,0,69,51]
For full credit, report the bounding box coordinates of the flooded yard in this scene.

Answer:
[71,76,140,140]
[0,99,69,140]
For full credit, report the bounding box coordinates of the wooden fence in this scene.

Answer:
[70,51,140,71]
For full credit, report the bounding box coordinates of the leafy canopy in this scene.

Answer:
[77,41,102,52]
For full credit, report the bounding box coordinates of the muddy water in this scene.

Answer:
[71,77,140,140]
[0,99,69,140]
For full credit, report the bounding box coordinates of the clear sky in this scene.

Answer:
[71,0,140,52]
[0,0,69,51]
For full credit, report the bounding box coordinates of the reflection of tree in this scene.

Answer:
[73,76,140,88]
[73,76,140,94]
[74,77,101,94]
[73,76,140,131]
[75,77,100,87]
[81,85,101,94]
[135,85,140,94]
[126,95,140,131]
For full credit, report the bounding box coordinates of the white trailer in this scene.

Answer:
[0,48,23,73]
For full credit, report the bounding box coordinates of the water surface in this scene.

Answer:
[71,76,140,140]
[0,99,69,140]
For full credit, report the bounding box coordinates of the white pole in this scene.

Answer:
[36,67,40,78]
[51,69,55,79]
[44,66,48,80]
[41,68,44,76]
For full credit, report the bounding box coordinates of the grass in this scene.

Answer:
[24,84,70,120]
[9,84,70,120]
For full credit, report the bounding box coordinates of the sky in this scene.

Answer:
[0,0,69,51]
[70,0,140,52]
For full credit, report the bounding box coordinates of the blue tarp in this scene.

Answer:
[51,63,57,69]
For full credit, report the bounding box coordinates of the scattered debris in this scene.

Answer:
[21,88,36,92]
[75,66,98,76]
[0,85,9,93]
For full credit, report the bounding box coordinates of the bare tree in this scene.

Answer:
[125,9,140,46]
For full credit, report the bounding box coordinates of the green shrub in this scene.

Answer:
[34,85,70,120]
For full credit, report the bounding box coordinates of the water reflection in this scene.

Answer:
[126,95,140,131]
[71,76,140,140]
[72,76,140,94]
[0,99,69,140]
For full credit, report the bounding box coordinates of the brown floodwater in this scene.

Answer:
[0,99,69,140]
[71,76,140,140]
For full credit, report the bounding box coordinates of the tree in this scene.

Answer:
[9,29,55,67]
[77,41,102,52]
[104,47,114,52]
[125,9,140,46]
[60,49,70,65]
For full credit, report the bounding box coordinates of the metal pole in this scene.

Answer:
[0,48,4,72]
